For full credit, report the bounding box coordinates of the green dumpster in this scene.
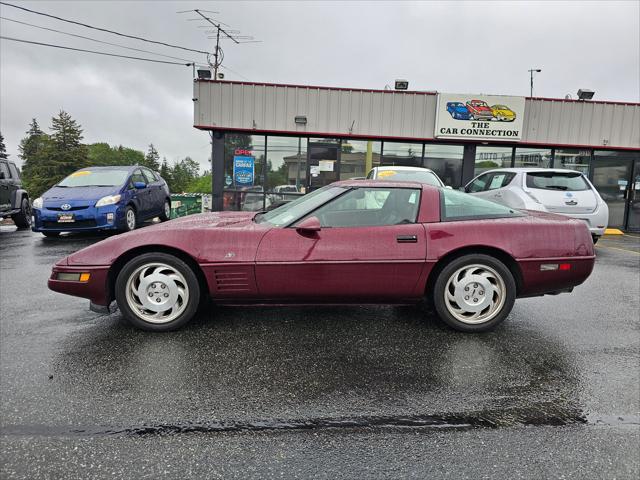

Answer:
[170,194,203,219]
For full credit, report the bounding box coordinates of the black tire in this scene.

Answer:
[592,235,599,244]
[159,199,171,222]
[115,252,201,332]
[42,231,60,238]
[122,206,137,232]
[11,197,31,229]
[432,254,516,333]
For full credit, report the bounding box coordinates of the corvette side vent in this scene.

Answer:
[213,270,250,292]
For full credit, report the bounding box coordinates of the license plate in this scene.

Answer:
[57,213,75,223]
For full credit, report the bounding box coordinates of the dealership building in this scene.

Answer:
[193,80,640,231]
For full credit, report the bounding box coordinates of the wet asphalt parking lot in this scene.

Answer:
[1,226,639,479]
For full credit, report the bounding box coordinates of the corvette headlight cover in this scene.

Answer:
[95,194,122,207]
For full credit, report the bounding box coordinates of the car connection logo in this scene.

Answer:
[61,204,72,210]
[435,93,526,141]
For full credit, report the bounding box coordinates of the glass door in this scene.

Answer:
[591,152,634,230]
[307,143,339,192]
[627,159,640,232]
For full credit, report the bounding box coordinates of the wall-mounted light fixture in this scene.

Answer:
[394,79,409,90]
[577,89,595,100]
[197,69,212,80]
[294,116,307,125]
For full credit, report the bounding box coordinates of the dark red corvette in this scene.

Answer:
[49,181,595,332]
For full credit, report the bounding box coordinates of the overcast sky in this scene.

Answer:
[1,0,638,172]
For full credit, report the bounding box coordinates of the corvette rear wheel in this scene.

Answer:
[432,254,516,332]
[115,253,200,331]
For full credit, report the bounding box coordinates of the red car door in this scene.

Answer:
[255,187,427,302]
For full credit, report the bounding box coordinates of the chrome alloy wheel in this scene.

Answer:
[125,262,189,324]
[126,209,136,230]
[443,264,506,325]
[164,201,171,218]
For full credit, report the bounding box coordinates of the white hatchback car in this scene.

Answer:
[366,166,445,187]
[464,168,609,242]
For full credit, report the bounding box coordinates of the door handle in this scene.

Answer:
[397,235,418,243]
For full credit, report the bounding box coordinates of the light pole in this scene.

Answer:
[528,68,541,97]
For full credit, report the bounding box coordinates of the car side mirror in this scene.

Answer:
[296,216,321,234]
[133,181,146,189]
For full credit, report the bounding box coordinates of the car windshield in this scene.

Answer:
[255,185,345,226]
[526,172,589,191]
[57,169,129,188]
[377,170,442,186]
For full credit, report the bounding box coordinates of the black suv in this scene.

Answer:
[0,159,31,228]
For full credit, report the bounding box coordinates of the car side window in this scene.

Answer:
[467,174,489,193]
[0,162,9,179]
[486,173,515,190]
[302,187,421,228]
[141,168,156,184]
[130,169,147,185]
[8,163,20,180]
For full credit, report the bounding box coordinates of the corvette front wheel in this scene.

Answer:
[115,252,201,331]
[432,254,516,333]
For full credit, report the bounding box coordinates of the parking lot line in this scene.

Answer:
[596,244,640,255]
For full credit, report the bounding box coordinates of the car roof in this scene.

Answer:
[480,168,585,174]
[371,166,437,173]
[333,179,438,190]
[74,165,142,172]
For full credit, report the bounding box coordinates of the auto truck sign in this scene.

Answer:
[435,93,526,141]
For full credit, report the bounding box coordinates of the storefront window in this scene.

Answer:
[514,147,552,168]
[423,144,464,187]
[554,149,591,174]
[474,146,513,176]
[382,142,423,167]
[339,140,381,180]
[265,136,307,191]
[223,134,266,211]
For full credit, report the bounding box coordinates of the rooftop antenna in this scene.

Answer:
[178,9,260,80]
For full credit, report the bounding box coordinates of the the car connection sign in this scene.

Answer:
[435,93,526,141]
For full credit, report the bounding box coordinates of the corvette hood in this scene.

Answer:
[65,211,271,266]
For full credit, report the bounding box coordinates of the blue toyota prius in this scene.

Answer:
[32,166,171,237]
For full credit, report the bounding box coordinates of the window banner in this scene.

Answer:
[435,93,526,141]
[233,155,255,186]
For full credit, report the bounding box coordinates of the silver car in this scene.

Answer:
[464,168,609,242]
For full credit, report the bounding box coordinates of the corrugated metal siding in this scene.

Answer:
[194,81,640,149]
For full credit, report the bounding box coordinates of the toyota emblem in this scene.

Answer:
[61,204,71,211]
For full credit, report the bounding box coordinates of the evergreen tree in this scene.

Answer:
[0,132,7,159]
[142,144,161,171]
[21,112,88,197]
[47,110,88,178]
[19,119,50,196]
[169,157,200,193]
[159,157,173,189]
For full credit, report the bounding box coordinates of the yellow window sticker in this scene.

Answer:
[377,170,397,178]
[70,171,92,177]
